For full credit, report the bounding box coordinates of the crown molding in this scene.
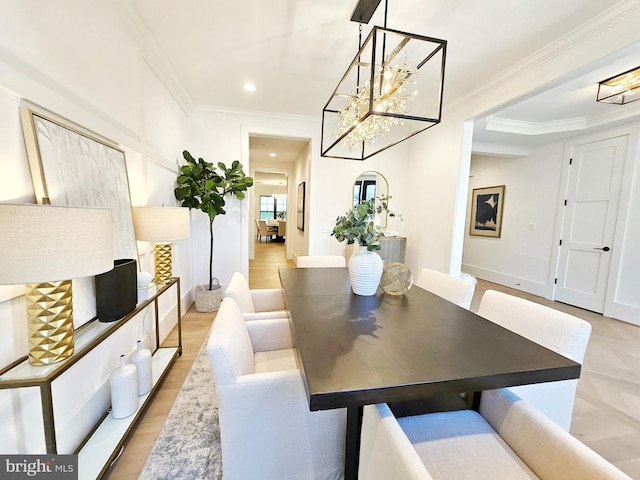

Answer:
[472,143,530,158]
[586,100,640,129]
[486,115,587,136]
[448,1,640,114]
[486,99,640,136]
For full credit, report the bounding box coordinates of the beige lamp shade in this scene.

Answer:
[132,206,191,242]
[0,204,114,284]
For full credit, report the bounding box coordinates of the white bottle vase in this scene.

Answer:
[348,246,383,296]
[130,340,153,395]
[110,355,138,419]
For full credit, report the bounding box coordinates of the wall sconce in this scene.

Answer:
[597,66,640,105]
[132,207,191,285]
[0,204,114,365]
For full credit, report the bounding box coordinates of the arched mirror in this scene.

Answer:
[353,171,389,227]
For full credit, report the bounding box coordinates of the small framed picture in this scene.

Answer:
[469,185,505,238]
[297,181,305,231]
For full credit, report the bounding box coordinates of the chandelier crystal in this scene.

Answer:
[336,61,417,150]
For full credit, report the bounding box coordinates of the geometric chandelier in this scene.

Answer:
[321,0,447,160]
[596,65,640,105]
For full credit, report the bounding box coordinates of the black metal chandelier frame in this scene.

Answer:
[321,0,447,160]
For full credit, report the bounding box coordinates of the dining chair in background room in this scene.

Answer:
[477,289,592,431]
[358,388,630,480]
[207,298,346,480]
[414,268,476,309]
[277,220,286,238]
[258,219,278,242]
[224,271,288,321]
[296,256,346,268]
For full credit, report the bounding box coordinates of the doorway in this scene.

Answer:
[248,135,309,265]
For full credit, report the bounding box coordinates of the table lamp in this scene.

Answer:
[131,206,190,284]
[0,204,114,365]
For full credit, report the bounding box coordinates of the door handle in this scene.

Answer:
[594,246,610,252]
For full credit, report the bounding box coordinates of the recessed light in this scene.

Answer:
[243,83,256,92]
[269,152,276,157]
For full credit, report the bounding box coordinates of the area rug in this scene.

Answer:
[139,335,222,479]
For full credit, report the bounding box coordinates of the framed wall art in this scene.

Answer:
[297,181,305,231]
[469,185,505,238]
[20,107,137,328]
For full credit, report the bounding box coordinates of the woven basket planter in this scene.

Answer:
[195,278,222,312]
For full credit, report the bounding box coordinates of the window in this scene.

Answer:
[260,195,287,219]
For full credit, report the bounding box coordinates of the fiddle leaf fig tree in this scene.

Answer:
[174,150,253,290]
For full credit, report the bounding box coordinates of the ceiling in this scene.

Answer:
[124,0,640,156]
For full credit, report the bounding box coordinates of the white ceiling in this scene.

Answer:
[124,0,640,156]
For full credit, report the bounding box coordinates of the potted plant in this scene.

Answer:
[331,196,400,295]
[174,150,253,311]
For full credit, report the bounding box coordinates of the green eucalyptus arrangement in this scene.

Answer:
[331,195,401,252]
[174,150,253,290]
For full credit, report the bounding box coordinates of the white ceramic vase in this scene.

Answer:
[110,354,138,419]
[130,340,153,396]
[348,246,383,296]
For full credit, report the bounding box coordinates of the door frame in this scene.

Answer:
[549,124,640,318]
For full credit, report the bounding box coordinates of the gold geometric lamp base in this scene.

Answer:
[26,280,74,366]
[154,242,173,285]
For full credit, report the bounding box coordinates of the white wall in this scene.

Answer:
[291,143,310,261]
[463,144,565,296]
[0,0,190,454]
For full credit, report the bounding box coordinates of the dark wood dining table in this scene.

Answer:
[278,267,581,480]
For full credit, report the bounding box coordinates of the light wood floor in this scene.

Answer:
[107,240,640,479]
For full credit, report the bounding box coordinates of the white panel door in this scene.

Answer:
[555,135,627,313]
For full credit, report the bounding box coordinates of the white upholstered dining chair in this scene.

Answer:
[414,268,475,309]
[224,271,288,321]
[296,255,346,268]
[358,388,630,480]
[207,298,346,480]
[477,290,592,430]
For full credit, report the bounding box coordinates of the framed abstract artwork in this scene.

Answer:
[20,107,137,327]
[469,185,505,238]
[297,181,305,231]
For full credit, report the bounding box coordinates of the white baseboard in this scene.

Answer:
[604,302,640,327]
[462,264,549,298]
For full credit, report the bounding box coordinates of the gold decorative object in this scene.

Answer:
[0,204,114,365]
[380,262,413,296]
[154,243,173,284]
[26,281,74,365]
[132,207,191,285]
[335,59,418,151]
